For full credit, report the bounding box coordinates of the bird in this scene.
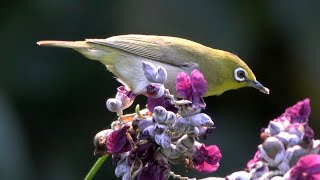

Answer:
[37,34,269,97]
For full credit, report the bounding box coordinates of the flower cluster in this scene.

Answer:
[94,61,221,179]
[227,98,320,180]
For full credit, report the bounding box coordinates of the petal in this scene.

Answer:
[155,132,171,149]
[155,66,167,84]
[106,98,122,112]
[107,126,132,154]
[283,98,311,124]
[195,161,219,173]
[115,158,131,178]
[188,113,214,127]
[153,106,168,124]
[193,144,222,169]
[142,61,158,82]
[138,161,170,180]
[136,142,157,163]
[190,69,207,96]
[176,72,192,98]
[147,96,165,112]
[205,145,222,165]
[290,154,320,180]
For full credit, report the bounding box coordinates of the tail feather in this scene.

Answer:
[37,40,89,48]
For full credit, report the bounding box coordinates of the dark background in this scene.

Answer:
[1,1,320,180]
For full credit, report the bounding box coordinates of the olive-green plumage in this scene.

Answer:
[37,34,269,96]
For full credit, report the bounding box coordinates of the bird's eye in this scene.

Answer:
[234,68,247,82]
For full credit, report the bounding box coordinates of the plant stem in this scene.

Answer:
[84,154,109,180]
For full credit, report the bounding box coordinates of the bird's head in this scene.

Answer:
[205,50,269,96]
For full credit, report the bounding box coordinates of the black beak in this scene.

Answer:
[249,80,270,94]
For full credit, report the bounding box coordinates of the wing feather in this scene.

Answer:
[86,35,162,61]
[85,35,200,69]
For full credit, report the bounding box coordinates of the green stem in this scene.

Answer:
[84,154,109,180]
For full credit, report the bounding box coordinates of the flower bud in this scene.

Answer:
[142,61,167,83]
[310,139,320,154]
[154,123,168,134]
[249,161,269,179]
[260,137,285,167]
[226,171,251,180]
[275,131,290,146]
[136,117,154,132]
[106,98,122,113]
[288,134,301,147]
[287,124,304,139]
[142,61,157,82]
[143,126,155,138]
[164,111,176,125]
[153,106,168,123]
[172,117,188,133]
[160,144,182,159]
[115,158,131,178]
[155,66,167,84]
[175,135,195,153]
[270,176,283,180]
[172,117,196,134]
[188,113,214,127]
[277,150,293,172]
[287,145,308,167]
[155,132,171,148]
[267,121,285,136]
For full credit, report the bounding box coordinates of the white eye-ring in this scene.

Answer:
[234,68,248,82]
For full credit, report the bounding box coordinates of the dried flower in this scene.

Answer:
[106,126,133,154]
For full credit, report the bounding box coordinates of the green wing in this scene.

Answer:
[85,34,201,69]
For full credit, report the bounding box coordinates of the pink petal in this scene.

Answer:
[290,154,320,180]
[176,72,192,98]
[195,161,220,173]
[190,69,207,96]
[205,145,222,165]
[283,98,311,124]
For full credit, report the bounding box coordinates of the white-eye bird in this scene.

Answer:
[37,34,269,96]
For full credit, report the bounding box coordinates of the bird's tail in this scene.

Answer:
[37,40,90,49]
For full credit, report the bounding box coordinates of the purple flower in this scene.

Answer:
[193,144,221,173]
[138,160,170,180]
[106,126,133,154]
[280,98,311,124]
[176,69,207,109]
[290,154,320,180]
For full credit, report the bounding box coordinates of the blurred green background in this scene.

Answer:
[1,1,320,179]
